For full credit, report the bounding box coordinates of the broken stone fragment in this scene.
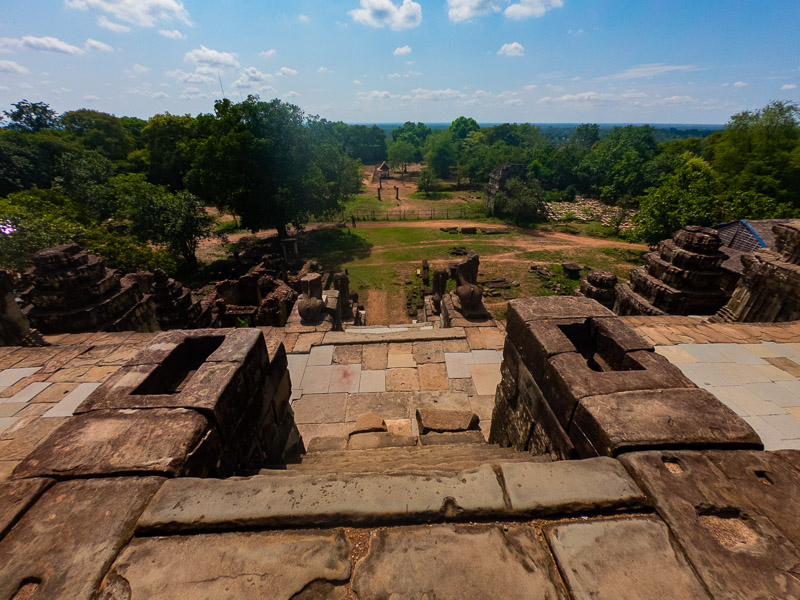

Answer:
[416,407,479,434]
[349,412,388,436]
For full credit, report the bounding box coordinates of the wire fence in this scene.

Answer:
[330,206,489,222]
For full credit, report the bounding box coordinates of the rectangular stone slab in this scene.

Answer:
[0,477,52,540]
[507,297,615,324]
[352,524,567,600]
[545,516,711,599]
[501,457,647,515]
[98,529,351,600]
[129,327,266,365]
[543,350,694,427]
[0,477,162,600]
[621,450,800,599]
[138,464,507,532]
[571,388,763,456]
[12,408,211,478]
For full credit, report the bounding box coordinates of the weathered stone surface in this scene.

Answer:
[352,524,567,599]
[98,530,351,600]
[350,412,387,435]
[673,225,722,253]
[419,430,485,445]
[508,297,614,326]
[572,388,763,457]
[12,408,211,478]
[0,477,162,599]
[0,477,52,540]
[502,457,646,514]
[347,431,417,450]
[546,516,711,600]
[322,327,466,345]
[416,408,479,433]
[139,464,506,531]
[621,450,800,599]
[544,350,694,426]
[385,367,420,391]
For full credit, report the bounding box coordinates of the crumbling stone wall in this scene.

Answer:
[0,270,44,347]
[22,245,158,333]
[491,297,761,459]
[615,226,729,316]
[712,221,800,322]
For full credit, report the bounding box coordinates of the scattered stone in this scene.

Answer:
[460,227,477,234]
[125,268,215,330]
[450,246,469,256]
[576,269,618,309]
[350,412,388,436]
[416,408,479,433]
[561,263,582,279]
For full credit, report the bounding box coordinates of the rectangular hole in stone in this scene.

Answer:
[696,506,760,550]
[754,470,773,485]
[12,579,40,600]
[662,456,684,474]
[558,321,643,372]
[133,336,224,395]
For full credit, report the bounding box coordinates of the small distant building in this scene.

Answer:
[484,163,526,214]
[376,161,391,179]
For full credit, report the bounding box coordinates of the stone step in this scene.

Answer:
[137,457,648,533]
[275,442,546,475]
[321,327,465,346]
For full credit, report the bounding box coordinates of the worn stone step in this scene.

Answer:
[277,443,549,475]
[138,457,647,533]
[321,327,466,346]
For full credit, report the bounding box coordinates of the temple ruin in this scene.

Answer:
[614,225,729,316]
[21,245,159,333]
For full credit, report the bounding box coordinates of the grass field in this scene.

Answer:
[297,223,647,323]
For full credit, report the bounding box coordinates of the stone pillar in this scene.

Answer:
[490,297,761,459]
[576,269,618,310]
[455,250,482,309]
[421,260,430,285]
[298,273,324,322]
[432,268,448,313]
[0,270,44,346]
[333,272,351,313]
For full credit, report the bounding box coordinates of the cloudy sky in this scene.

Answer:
[1,0,798,124]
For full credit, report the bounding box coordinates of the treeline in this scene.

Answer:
[0,96,371,272]
[384,102,800,241]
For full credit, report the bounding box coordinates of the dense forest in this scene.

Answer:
[1,96,798,275]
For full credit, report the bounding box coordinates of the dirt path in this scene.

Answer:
[365,289,390,325]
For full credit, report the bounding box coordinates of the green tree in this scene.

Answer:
[417,168,439,197]
[423,130,457,179]
[391,121,431,161]
[387,139,415,174]
[3,100,59,132]
[491,178,546,225]
[141,113,198,190]
[60,109,134,161]
[449,116,480,140]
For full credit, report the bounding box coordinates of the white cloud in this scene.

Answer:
[0,60,30,74]
[388,72,402,79]
[64,0,191,27]
[782,83,797,90]
[20,36,85,54]
[85,38,114,52]
[356,89,396,101]
[621,90,647,98]
[184,45,239,69]
[260,49,276,58]
[276,66,298,76]
[472,89,488,97]
[298,14,310,22]
[84,94,100,101]
[596,63,698,81]
[232,66,272,88]
[132,63,150,74]
[97,16,130,32]
[406,87,466,101]
[505,0,562,20]
[654,95,693,104]
[524,84,537,90]
[167,68,213,83]
[284,90,301,98]
[151,91,170,99]
[350,0,422,30]
[447,0,500,22]
[497,42,524,57]
[179,86,208,100]
[159,29,185,39]
[353,79,362,85]
[539,91,615,104]
[732,81,748,87]
[504,98,523,105]
[393,45,412,56]
[317,66,333,73]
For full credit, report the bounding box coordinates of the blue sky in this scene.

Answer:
[0,0,798,124]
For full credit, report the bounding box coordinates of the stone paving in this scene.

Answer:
[622,317,800,451]
[286,328,504,446]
